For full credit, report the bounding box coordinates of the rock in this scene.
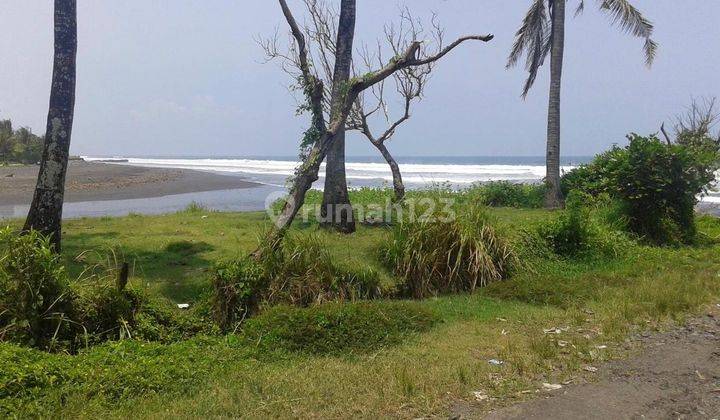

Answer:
[542,383,563,391]
[583,366,599,373]
[472,391,489,402]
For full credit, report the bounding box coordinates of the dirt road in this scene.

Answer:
[480,310,720,419]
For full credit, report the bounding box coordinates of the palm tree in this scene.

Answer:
[507,0,657,208]
[24,0,78,251]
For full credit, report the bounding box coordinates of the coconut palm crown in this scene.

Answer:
[508,0,657,97]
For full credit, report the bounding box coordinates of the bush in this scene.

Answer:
[536,192,594,257]
[561,134,720,245]
[266,234,381,306]
[383,206,518,299]
[468,181,546,208]
[0,228,76,350]
[533,191,633,258]
[241,301,438,355]
[1,228,209,351]
[211,233,381,331]
[0,120,44,165]
[210,257,266,331]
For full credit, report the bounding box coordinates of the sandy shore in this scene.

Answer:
[0,161,260,206]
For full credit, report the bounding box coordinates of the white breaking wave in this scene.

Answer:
[82,156,577,187]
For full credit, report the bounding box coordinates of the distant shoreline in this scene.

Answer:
[0,161,260,206]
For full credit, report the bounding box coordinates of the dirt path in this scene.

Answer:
[478,310,720,419]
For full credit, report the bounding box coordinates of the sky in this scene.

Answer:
[0,1,718,158]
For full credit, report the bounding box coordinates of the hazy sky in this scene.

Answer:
[0,1,718,157]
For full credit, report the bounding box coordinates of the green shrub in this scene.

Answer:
[1,228,209,351]
[536,192,594,257]
[383,206,518,299]
[210,257,266,331]
[533,192,635,259]
[241,301,438,355]
[468,181,546,208]
[0,228,76,350]
[561,134,720,245]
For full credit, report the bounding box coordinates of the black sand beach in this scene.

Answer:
[0,161,259,206]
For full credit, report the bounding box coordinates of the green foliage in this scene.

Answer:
[211,233,381,331]
[536,192,594,257]
[0,228,75,350]
[383,206,518,298]
[241,301,438,355]
[210,257,266,331]
[1,228,209,352]
[533,192,634,259]
[561,134,720,245]
[180,201,208,214]
[467,181,546,208]
[265,234,381,306]
[0,337,236,416]
[0,120,44,164]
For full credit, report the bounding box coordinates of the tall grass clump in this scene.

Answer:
[1,228,209,352]
[211,232,381,331]
[0,228,75,350]
[383,206,518,299]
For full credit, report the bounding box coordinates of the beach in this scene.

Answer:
[0,161,260,206]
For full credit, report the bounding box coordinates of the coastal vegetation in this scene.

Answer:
[2,187,720,416]
[2,125,720,415]
[507,0,656,208]
[1,0,719,417]
[0,120,44,165]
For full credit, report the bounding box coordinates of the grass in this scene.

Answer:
[2,206,720,417]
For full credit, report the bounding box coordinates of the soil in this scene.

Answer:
[0,161,258,205]
[464,307,720,419]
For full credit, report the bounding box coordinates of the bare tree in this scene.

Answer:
[259,0,493,252]
[674,97,719,141]
[24,0,77,251]
[346,11,439,202]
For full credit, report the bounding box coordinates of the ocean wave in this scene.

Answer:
[82,156,578,186]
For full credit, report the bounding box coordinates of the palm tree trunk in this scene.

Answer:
[373,141,405,201]
[544,0,565,209]
[321,0,356,233]
[24,0,77,251]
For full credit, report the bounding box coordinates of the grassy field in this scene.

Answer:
[3,205,720,418]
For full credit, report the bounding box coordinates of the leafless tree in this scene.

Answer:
[258,0,493,252]
[346,10,441,202]
[674,97,719,141]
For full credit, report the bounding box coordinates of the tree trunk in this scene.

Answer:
[259,0,357,252]
[24,0,77,251]
[373,141,405,201]
[321,130,354,232]
[544,0,565,209]
[321,0,356,233]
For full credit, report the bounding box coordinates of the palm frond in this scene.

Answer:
[507,0,551,97]
[575,0,585,17]
[598,0,657,65]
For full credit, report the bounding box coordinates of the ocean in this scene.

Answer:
[2,156,717,219]
[82,155,592,190]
